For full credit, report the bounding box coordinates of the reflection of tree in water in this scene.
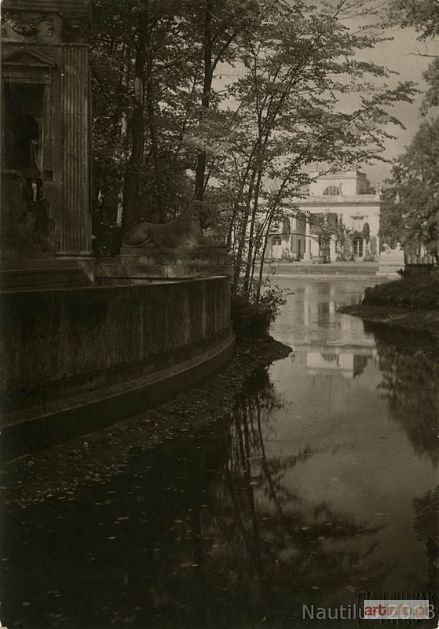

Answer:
[374,333,439,467]
[413,486,439,589]
[207,371,388,604]
[128,366,390,626]
[0,367,392,628]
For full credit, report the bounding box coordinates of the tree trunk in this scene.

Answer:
[233,165,257,285]
[194,0,213,202]
[145,37,165,222]
[122,41,146,234]
[243,164,263,293]
[256,213,274,302]
[250,215,268,288]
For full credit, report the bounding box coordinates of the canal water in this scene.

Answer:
[1,278,438,628]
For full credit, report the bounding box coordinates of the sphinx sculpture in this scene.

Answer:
[122,200,225,251]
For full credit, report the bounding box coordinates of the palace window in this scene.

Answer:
[352,216,364,231]
[353,236,364,257]
[323,185,341,196]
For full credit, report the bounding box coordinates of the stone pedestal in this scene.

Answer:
[1,169,50,261]
[96,246,232,284]
[0,170,92,290]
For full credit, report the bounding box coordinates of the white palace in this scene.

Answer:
[268,170,381,262]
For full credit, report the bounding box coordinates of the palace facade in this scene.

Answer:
[269,170,381,262]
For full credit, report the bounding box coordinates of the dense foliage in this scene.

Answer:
[381,118,439,257]
[388,0,439,112]
[231,280,287,337]
[90,0,418,325]
[389,0,439,40]
[381,2,439,259]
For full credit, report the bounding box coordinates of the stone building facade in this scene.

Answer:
[1,0,92,256]
[268,170,381,262]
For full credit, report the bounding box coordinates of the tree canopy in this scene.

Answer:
[389,0,439,39]
[90,0,418,284]
[381,117,439,259]
[381,0,439,259]
[388,0,439,112]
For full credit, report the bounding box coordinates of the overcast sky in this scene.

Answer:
[360,26,439,185]
[297,1,439,184]
[217,3,438,188]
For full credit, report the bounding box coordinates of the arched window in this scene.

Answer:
[323,185,341,196]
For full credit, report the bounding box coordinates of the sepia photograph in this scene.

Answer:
[0,0,438,627]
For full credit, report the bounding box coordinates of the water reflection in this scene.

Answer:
[303,345,376,379]
[1,278,438,628]
[268,279,439,602]
[219,371,391,613]
[373,331,439,467]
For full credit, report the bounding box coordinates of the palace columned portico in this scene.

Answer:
[268,170,381,263]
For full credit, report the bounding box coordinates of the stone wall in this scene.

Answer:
[0,277,232,424]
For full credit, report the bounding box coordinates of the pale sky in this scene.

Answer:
[358,26,439,185]
[215,2,438,189]
[305,0,439,185]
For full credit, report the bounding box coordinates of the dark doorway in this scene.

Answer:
[2,82,43,180]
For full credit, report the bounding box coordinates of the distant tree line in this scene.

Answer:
[381,0,439,261]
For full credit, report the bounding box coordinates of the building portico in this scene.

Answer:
[1,0,92,258]
[268,170,381,263]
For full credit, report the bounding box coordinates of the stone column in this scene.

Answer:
[329,236,337,262]
[59,45,92,256]
[303,218,311,260]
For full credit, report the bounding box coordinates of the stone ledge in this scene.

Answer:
[97,249,232,281]
[0,265,92,290]
[1,334,235,460]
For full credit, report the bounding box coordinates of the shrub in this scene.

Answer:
[231,279,287,338]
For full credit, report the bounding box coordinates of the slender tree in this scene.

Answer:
[212,0,416,293]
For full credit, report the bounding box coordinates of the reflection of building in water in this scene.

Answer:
[305,345,377,379]
[301,283,374,347]
[303,284,337,337]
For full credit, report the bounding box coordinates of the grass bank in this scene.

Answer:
[363,272,439,309]
[340,272,439,346]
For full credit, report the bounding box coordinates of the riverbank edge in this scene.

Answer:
[339,304,439,348]
[1,335,292,507]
